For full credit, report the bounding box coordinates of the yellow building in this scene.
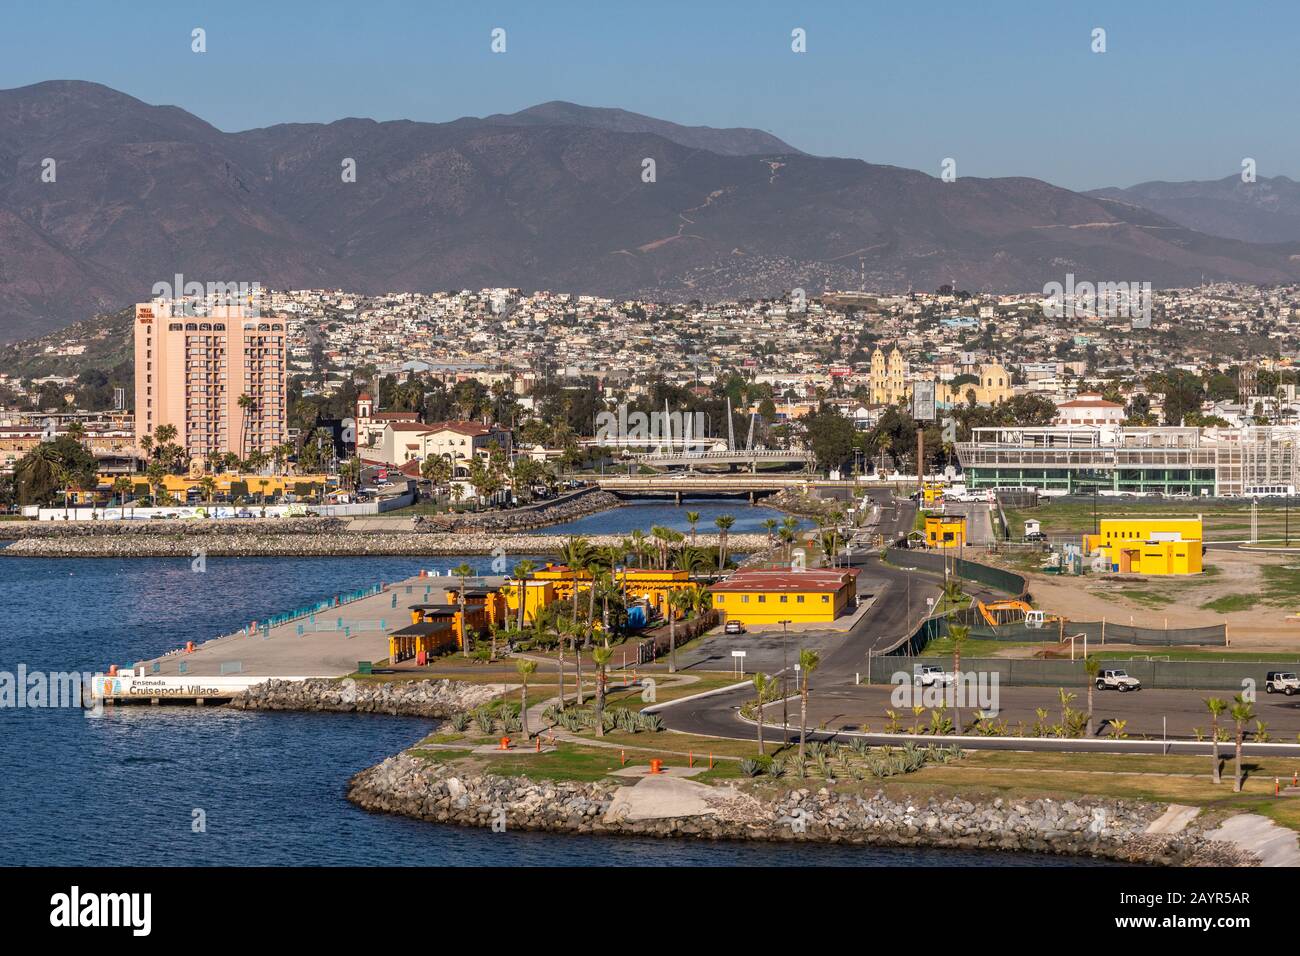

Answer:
[708,568,859,627]
[532,564,695,618]
[869,346,908,405]
[934,363,1013,408]
[388,588,505,663]
[925,514,967,549]
[501,579,557,625]
[922,482,946,505]
[88,472,335,502]
[1087,517,1204,575]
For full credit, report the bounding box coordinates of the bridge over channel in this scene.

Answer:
[628,447,813,469]
[593,474,884,502]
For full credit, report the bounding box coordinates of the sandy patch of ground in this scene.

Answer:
[1022,548,1300,651]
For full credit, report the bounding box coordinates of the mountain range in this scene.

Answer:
[2,79,1300,343]
[1087,175,1300,245]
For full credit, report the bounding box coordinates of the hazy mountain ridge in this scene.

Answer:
[1088,175,1300,244]
[2,80,1299,342]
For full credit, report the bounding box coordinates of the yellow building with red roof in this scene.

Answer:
[707,567,860,626]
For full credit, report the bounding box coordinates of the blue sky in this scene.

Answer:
[1,0,1293,190]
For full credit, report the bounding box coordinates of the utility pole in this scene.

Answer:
[780,620,792,729]
[916,427,924,495]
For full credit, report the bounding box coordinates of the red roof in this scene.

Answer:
[424,420,493,437]
[709,567,859,593]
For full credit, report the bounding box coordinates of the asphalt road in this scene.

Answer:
[657,490,1300,755]
[657,682,1300,756]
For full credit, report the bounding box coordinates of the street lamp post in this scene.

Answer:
[780,619,792,729]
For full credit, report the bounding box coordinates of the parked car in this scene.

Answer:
[1096,669,1141,692]
[1024,530,1047,542]
[1266,671,1300,695]
[915,664,956,687]
[723,620,745,635]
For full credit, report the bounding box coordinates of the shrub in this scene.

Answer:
[638,714,664,733]
[472,705,496,735]
[740,754,773,777]
[447,712,470,732]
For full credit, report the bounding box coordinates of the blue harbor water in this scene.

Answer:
[538,498,807,536]
[0,522,1106,866]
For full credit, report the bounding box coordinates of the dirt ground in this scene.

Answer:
[1010,548,1300,652]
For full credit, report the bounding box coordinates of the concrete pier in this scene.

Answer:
[132,574,479,681]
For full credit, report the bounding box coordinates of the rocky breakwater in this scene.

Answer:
[347,753,1255,865]
[2,528,769,558]
[229,678,497,717]
[411,488,619,533]
[766,487,848,521]
[0,516,346,539]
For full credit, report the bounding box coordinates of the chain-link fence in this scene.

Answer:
[925,611,1226,646]
[890,548,1028,598]
[870,655,1278,690]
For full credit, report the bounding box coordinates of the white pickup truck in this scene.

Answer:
[1095,669,1142,692]
[1266,671,1300,696]
[915,664,957,687]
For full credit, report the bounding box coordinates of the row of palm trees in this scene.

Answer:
[448,537,717,738]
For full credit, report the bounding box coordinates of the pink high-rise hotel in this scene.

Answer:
[133,300,287,461]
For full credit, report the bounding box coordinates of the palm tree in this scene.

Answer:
[819,528,839,568]
[199,475,218,508]
[630,529,648,568]
[762,518,778,550]
[582,551,606,649]
[112,475,133,507]
[617,538,635,602]
[797,648,821,762]
[752,672,772,756]
[948,620,970,731]
[1230,695,1255,793]
[237,393,255,462]
[568,618,585,707]
[666,588,694,674]
[516,658,537,739]
[1084,656,1101,736]
[451,562,475,658]
[685,510,701,546]
[650,525,672,570]
[558,536,592,624]
[512,559,536,634]
[592,646,613,737]
[942,577,964,610]
[777,527,795,564]
[538,605,567,710]
[714,514,736,569]
[780,515,798,562]
[1205,696,1228,784]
